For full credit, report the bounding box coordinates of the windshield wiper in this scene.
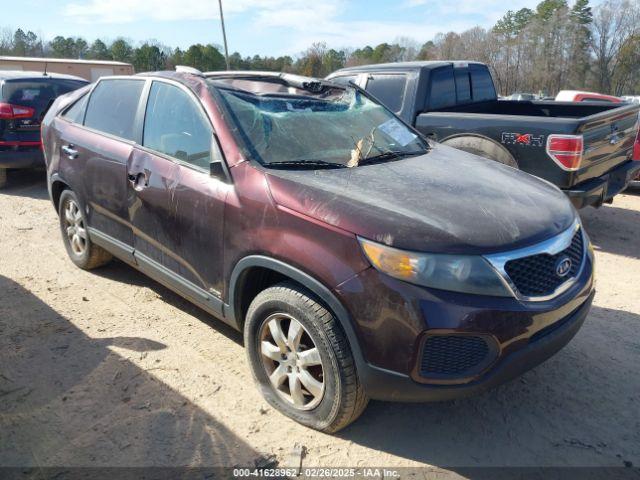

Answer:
[265,160,347,169]
[358,150,427,165]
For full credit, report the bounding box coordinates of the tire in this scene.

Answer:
[58,189,112,270]
[244,281,368,432]
[442,135,519,168]
[0,168,7,189]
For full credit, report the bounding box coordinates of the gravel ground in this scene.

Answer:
[0,169,639,474]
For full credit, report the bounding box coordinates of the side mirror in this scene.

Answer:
[210,160,229,182]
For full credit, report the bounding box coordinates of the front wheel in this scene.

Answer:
[58,189,112,270]
[244,282,368,432]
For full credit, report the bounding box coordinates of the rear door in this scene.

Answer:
[55,78,146,259]
[1,77,86,150]
[127,79,229,314]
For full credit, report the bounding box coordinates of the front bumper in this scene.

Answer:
[564,160,640,208]
[336,250,594,402]
[359,290,593,402]
[0,149,44,169]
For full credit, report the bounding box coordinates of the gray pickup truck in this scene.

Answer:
[327,61,640,208]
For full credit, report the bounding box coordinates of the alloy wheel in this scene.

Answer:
[259,312,325,410]
[63,199,87,256]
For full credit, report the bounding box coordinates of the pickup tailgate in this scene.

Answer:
[575,102,640,184]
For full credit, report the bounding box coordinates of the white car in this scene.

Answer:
[621,95,640,105]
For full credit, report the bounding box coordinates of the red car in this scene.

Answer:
[555,90,623,103]
[632,122,640,186]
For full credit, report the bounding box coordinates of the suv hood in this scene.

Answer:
[265,143,576,254]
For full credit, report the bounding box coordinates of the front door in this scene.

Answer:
[127,80,229,316]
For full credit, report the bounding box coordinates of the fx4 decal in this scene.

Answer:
[501,133,545,147]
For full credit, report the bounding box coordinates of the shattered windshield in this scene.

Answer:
[211,81,428,168]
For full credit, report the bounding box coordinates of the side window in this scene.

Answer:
[454,68,471,104]
[84,79,144,141]
[365,74,406,113]
[62,94,89,124]
[143,81,215,170]
[330,75,357,86]
[428,67,456,110]
[470,66,497,102]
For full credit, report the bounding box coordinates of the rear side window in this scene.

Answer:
[365,74,406,112]
[84,79,144,141]
[470,66,496,102]
[2,79,87,109]
[143,81,214,170]
[454,69,471,104]
[428,67,456,110]
[62,94,89,124]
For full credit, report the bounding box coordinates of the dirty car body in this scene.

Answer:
[42,70,595,429]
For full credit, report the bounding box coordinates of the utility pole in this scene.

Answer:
[217,0,230,70]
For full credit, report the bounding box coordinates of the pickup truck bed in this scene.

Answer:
[327,61,640,208]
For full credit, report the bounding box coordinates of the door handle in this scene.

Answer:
[61,144,78,159]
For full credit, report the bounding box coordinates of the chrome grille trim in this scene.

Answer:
[483,218,587,302]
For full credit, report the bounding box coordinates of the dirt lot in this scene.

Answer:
[1,169,639,474]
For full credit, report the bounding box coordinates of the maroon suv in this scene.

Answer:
[41,69,595,432]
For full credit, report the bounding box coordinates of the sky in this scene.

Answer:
[5,0,546,57]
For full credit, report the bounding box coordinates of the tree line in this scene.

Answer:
[1,0,638,95]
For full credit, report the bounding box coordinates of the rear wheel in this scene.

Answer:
[244,282,368,432]
[58,189,112,270]
[0,168,7,189]
[442,135,518,168]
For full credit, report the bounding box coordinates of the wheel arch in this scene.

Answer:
[49,173,71,212]
[440,132,518,168]
[226,255,367,367]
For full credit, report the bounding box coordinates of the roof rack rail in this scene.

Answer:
[175,65,204,77]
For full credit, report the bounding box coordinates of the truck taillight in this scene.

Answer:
[633,126,640,161]
[0,102,35,120]
[546,134,584,170]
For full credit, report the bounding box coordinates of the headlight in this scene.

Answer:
[359,237,512,297]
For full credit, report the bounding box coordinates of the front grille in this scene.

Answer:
[420,335,490,377]
[504,229,584,297]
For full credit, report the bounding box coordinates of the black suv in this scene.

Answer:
[0,71,88,188]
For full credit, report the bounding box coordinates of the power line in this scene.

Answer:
[217,0,230,70]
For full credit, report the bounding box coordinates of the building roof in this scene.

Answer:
[0,55,133,67]
[0,70,88,82]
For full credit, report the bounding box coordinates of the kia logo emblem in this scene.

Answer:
[555,257,572,277]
